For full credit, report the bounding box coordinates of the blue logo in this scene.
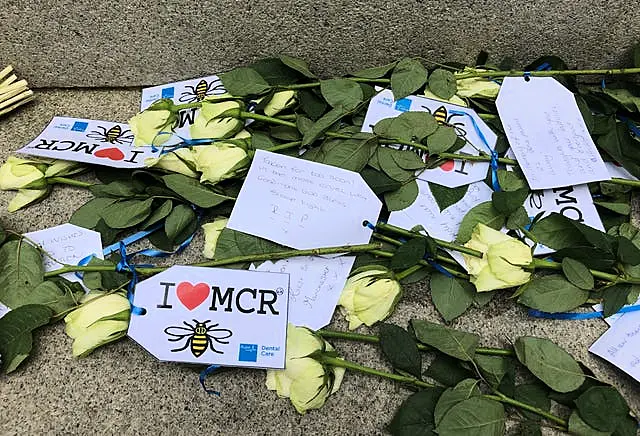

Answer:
[395,98,412,112]
[238,344,258,362]
[71,121,88,132]
[161,87,175,99]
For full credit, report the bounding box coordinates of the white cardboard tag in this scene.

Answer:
[228,150,382,250]
[605,161,638,181]
[388,180,493,268]
[589,311,640,382]
[24,223,103,290]
[252,256,355,330]
[16,117,159,168]
[361,89,493,187]
[140,75,226,139]
[0,302,10,320]
[128,266,289,368]
[496,77,609,190]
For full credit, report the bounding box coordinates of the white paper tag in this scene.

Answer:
[0,302,10,320]
[252,256,355,330]
[128,266,289,368]
[361,89,493,187]
[496,77,609,190]
[605,161,639,181]
[140,75,227,140]
[388,180,493,268]
[589,311,640,382]
[228,150,382,250]
[16,117,159,168]
[24,223,103,290]
[592,293,640,326]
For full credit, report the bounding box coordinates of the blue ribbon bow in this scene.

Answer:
[528,304,640,320]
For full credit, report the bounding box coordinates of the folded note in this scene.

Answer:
[589,310,640,382]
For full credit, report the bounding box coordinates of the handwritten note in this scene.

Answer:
[361,89,493,187]
[388,179,493,268]
[228,150,382,250]
[16,117,160,168]
[496,77,609,190]
[589,311,640,382]
[251,256,355,330]
[24,223,103,288]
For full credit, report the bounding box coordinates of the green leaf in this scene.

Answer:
[162,174,234,208]
[388,387,444,436]
[295,116,314,135]
[0,304,51,373]
[475,355,512,387]
[220,67,271,96]
[575,386,630,432]
[82,258,129,291]
[596,123,640,180]
[164,204,196,243]
[141,199,173,229]
[360,167,402,195]
[434,379,482,425]
[0,225,5,245]
[302,107,348,146]
[617,236,640,265]
[602,284,632,318]
[561,258,595,290]
[517,275,589,312]
[456,202,505,243]
[513,383,550,421]
[427,125,458,154]
[568,411,612,436]
[391,149,426,171]
[17,280,82,318]
[320,78,364,111]
[530,213,587,250]
[214,228,285,259]
[319,134,377,172]
[430,274,474,322]
[101,198,154,229]
[378,148,420,182]
[411,320,479,361]
[491,188,529,215]
[0,240,45,309]
[379,323,422,378]
[424,353,474,386]
[595,201,631,215]
[298,89,327,120]
[70,197,119,229]
[506,206,531,230]
[373,112,438,142]
[390,238,426,270]
[497,170,527,191]
[89,180,139,198]
[270,125,301,141]
[391,58,428,100]
[514,336,585,393]
[249,57,302,86]
[278,55,316,79]
[435,396,505,436]
[428,69,457,100]
[384,180,419,211]
[429,183,468,212]
[352,62,397,79]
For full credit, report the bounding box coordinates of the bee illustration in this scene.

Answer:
[164,319,233,358]
[422,105,468,140]
[178,79,226,103]
[85,125,134,144]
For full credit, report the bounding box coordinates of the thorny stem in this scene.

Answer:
[394,264,425,281]
[530,258,639,284]
[317,330,515,356]
[43,243,382,278]
[455,67,640,80]
[47,177,94,188]
[317,354,567,428]
[371,233,460,267]
[370,249,469,280]
[279,78,391,90]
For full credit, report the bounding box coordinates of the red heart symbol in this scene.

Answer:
[439,160,455,172]
[176,282,210,310]
[94,147,125,161]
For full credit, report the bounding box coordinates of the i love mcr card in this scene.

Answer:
[128,266,290,369]
[16,116,160,168]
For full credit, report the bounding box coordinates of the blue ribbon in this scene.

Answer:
[103,222,164,257]
[523,71,531,81]
[449,110,501,192]
[199,364,222,396]
[151,131,217,154]
[364,220,376,231]
[115,242,150,316]
[529,304,640,320]
[535,63,551,71]
[617,115,640,138]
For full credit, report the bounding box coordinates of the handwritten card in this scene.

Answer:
[496,77,609,190]
[24,223,103,288]
[252,256,355,330]
[228,150,382,250]
[388,180,493,268]
[361,89,493,187]
[128,266,289,368]
[140,75,227,139]
[589,311,640,382]
[16,117,160,168]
